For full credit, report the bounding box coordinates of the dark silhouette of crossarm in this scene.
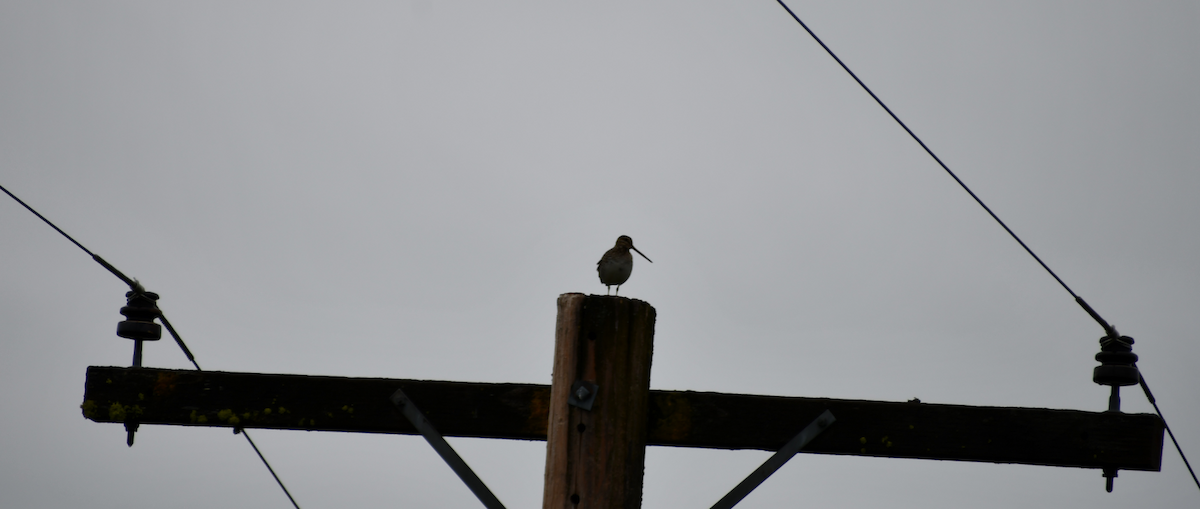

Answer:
[82,366,1164,471]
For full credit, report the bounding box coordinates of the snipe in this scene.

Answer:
[596,235,652,296]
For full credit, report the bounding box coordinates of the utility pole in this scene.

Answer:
[543,294,656,508]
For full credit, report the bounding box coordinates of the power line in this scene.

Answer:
[1140,373,1200,491]
[771,0,1196,493]
[1,182,299,507]
[1,184,95,256]
[0,183,139,288]
[771,1,1082,302]
[240,428,303,509]
[160,314,201,371]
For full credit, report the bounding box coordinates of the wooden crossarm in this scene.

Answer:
[82,366,1163,471]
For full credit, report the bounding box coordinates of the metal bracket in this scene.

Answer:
[710,410,836,509]
[567,380,598,411]
[390,388,506,509]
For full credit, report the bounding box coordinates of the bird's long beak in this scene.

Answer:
[632,246,652,263]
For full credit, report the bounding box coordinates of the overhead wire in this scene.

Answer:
[1,183,137,288]
[771,0,1081,303]
[771,0,1198,493]
[0,182,301,508]
[1139,372,1200,489]
[239,427,303,509]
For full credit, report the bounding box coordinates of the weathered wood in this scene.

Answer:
[82,365,551,440]
[543,294,657,509]
[543,294,584,507]
[82,367,1164,471]
[647,391,1164,471]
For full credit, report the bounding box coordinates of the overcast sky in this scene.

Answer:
[2,1,1198,508]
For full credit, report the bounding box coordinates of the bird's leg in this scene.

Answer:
[606,286,611,296]
[615,286,620,297]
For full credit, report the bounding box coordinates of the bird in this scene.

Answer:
[597,235,652,296]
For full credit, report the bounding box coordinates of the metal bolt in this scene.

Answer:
[575,386,591,401]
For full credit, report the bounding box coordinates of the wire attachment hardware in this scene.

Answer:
[1094,331,1139,410]
[115,289,161,447]
[1093,328,1139,492]
[117,289,162,366]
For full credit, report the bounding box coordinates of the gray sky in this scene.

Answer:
[2,1,1198,507]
